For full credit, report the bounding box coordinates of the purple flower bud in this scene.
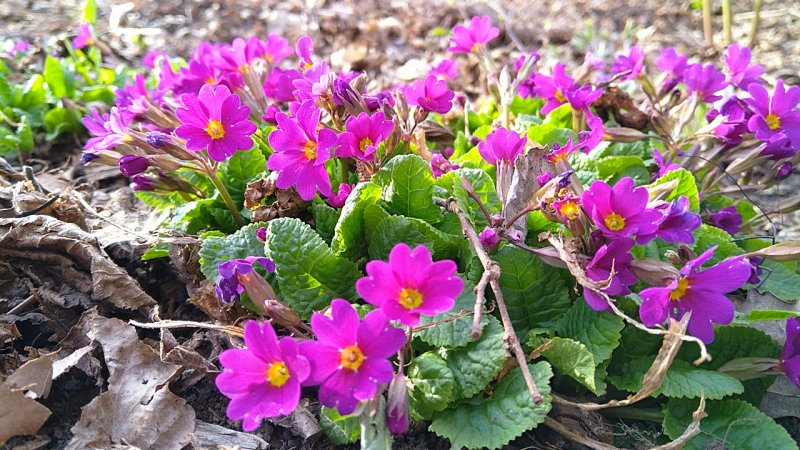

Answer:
[489,213,504,227]
[708,206,743,235]
[256,226,267,242]
[332,78,360,106]
[146,131,170,149]
[263,104,280,125]
[327,183,353,209]
[80,153,99,165]
[118,155,150,177]
[430,154,456,178]
[776,162,794,180]
[536,171,553,186]
[746,256,764,284]
[386,371,409,436]
[215,257,276,304]
[442,147,454,158]
[130,175,155,191]
[479,227,499,250]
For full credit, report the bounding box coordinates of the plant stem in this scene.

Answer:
[204,159,245,227]
[600,406,665,423]
[749,0,763,48]
[722,0,732,44]
[702,0,714,47]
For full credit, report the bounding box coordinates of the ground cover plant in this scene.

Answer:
[2,2,800,449]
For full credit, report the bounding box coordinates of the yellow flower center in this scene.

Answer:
[340,344,365,371]
[555,89,566,103]
[303,140,318,160]
[558,201,581,220]
[206,120,225,140]
[206,77,216,84]
[604,213,626,231]
[765,114,781,130]
[265,362,290,387]
[359,138,374,152]
[264,54,274,64]
[669,277,690,301]
[303,61,313,70]
[399,287,423,309]
[471,43,481,53]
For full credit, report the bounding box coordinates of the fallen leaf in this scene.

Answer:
[5,352,56,399]
[192,420,269,450]
[66,311,195,450]
[0,385,51,444]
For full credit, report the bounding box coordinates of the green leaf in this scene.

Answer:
[663,399,798,450]
[16,117,33,153]
[677,326,781,405]
[429,362,553,450]
[610,357,743,399]
[330,182,382,260]
[311,203,340,244]
[435,168,501,228]
[373,155,441,223]
[198,223,265,281]
[693,224,743,264]
[43,55,74,98]
[651,168,699,212]
[596,155,650,185]
[140,243,170,261]
[756,259,800,303]
[407,352,455,421]
[43,107,81,140]
[218,148,266,207]
[417,279,486,348]
[319,407,360,445]
[540,337,598,393]
[495,246,572,336]
[555,300,624,366]
[264,218,362,319]
[440,316,506,400]
[367,215,461,261]
[82,0,97,24]
[170,198,232,234]
[360,397,393,450]
[734,309,798,323]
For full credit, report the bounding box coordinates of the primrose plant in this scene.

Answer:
[82,13,800,450]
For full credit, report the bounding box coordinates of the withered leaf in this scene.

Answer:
[5,352,56,399]
[0,384,52,444]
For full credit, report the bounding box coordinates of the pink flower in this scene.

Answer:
[73,22,94,49]
[82,107,133,153]
[581,177,664,242]
[267,100,336,200]
[780,317,800,390]
[300,300,405,415]
[404,76,454,115]
[261,33,293,64]
[430,58,459,80]
[611,46,645,81]
[479,227,499,250]
[295,35,315,70]
[356,244,463,326]
[216,321,311,431]
[639,247,751,343]
[745,79,800,149]
[327,183,354,208]
[430,154,456,178]
[478,127,526,165]
[583,238,637,311]
[684,63,727,103]
[335,111,394,161]
[448,16,500,54]
[724,44,763,89]
[175,84,256,161]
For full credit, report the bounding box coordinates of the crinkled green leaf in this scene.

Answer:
[218,148,266,206]
[651,168,699,212]
[495,246,572,336]
[540,337,598,393]
[556,300,624,366]
[677,326,780,405]
[373,155,441,223]
[170,198,233,234]
[199,223,265,281]
[311,203,340,245]
[596,155,649,185]
[435,168,501,228]
[440,316,506,400]
[692,224,743,264]
[408,352,455,421]
[368,215,460,261]
[264,218,361,319]
[43,55,74,98]
[663,399,798,450]
[363,203,391,242]
[319,407,360,445]
[429,362,553,450]
[610,357,743,399]
[331,182,381,260]
[417,279,485,348]
[43,106,81,140]
[756,259,800,303]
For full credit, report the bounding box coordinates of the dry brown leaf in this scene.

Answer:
[66,311,195,450]
[504,145,555,236]
[0,384,51,445]
[0,322,21,345]
[4,352,56,399]
[192,420,269,450]
[0,216,156,313]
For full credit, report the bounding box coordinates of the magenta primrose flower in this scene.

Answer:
[611,46,645,81]
[641,196,701,244]
[478,127,527,165]
[430,58,459,80]
[430,153,457,178]
[404,75,454,115]
[655,47,688,81]
[73,22,94,49]
[639,246,751,344]
[533,64,574,115]
[356,244,464,327]
[261,33,293,64]
[300,300,405,415]
[215,256,276,304]
[83,107,133,153]
[448,16,500,54]
[724,44,764,89]
[216,320,311,431]
[708,206,743,236]
[583,237,637,311]
[745,79,800,149]
[335,111,394,161]
[175,84,256,161]
[327,183,354,209]
[267,100,336,200]
[780,317,800,390]
[581,177,663,242]
[683,63,727,103]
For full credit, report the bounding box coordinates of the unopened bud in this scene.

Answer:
[629,258,680,286]
[386,371,409,436]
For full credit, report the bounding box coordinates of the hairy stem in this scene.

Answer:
[749,0,763,48]
[203,159,246,227]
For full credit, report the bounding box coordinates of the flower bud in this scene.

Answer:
[386,371,409,436]
[603,127,650,143]
[629,258,680,286]
[131,174,155,191]
[479,227,499,250]
[118,155,150,177]
[80,153,99,165]
[256,226,267,242]
[263,104,280,125]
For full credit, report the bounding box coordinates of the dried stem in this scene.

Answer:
[543,417,621,450]
[749,0,763,48]
[472,269,492,338]
[722,0,733,45]
[435,196,544,404]
[702,0,714,47]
